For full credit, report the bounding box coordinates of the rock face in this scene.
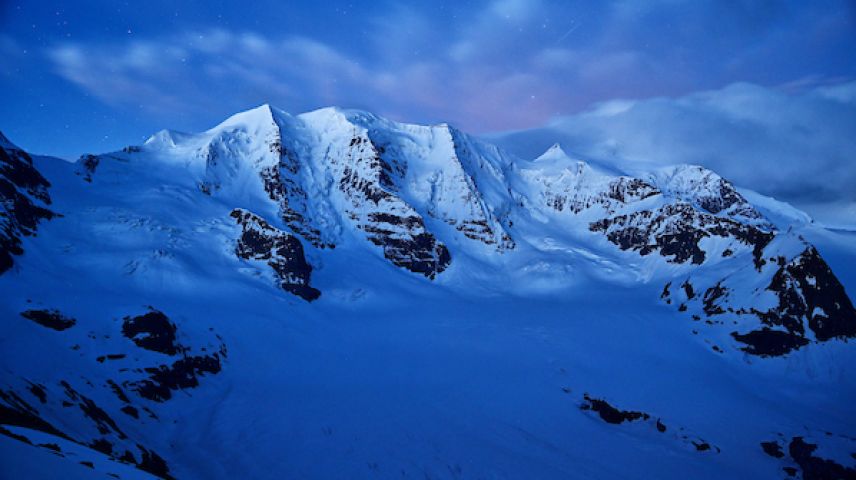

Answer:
[122,311,180,355]
[0,131,54,273]
[1,307,225,479]
[75,154,99,183]
[761,437,856,480]
[518,145,856,357]
[664,241,856,356]
[589,202,772,265]
[20,309,77,331]
[578,393,718,453]
[231,208,320,301]
[183,106,457,279]
[329,131,452,278]
[580,394,650,424]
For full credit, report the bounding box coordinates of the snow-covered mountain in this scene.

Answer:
[2,105,855,479]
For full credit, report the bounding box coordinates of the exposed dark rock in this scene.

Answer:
[682,281,695,300]
[665,229,856,356]
[122,310,179,355]
[97,354,127,363]
[75,154,99,182]
[61,381,126,439]
[20,309,76,331]
[702,284,728,316]
[137,444,174,479]
[689,245,856,356]
[0,133,55,274]
[363,224,451,279]
[28,383,47,403]
[788,437,856,480]
[259,142,334,249]
[130,353,223,402]
[39,442,61,452]
[765,247,856,342]
[336,134,452,278]
[761,440,785,458]
[90,437,114,455]
[0,389,71,441]
[231,208,320,301]
[693,441,711,452]
[590,203,773,265]
[107,380,130,403]
[580,394,650,424]
[119,450,136,463]
[732,329,810,356]
[121,405,139,419]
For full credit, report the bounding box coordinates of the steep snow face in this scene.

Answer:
[2,107,856,480]
[360,120,516,251]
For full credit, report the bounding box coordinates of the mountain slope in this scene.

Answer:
[0,132,55,273]
[1,105,855,480]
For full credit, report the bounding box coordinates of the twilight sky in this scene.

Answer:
[2,0,855,160]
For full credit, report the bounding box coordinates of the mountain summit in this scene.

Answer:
[2,106,855,479]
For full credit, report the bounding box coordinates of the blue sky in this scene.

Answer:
[1,0,855,159]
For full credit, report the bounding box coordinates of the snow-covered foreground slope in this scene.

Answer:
[2,106,856,479]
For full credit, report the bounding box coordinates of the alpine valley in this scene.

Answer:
[2,104,855,480]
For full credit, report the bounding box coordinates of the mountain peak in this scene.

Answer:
[535,143,570,162]
[208,103,284,134]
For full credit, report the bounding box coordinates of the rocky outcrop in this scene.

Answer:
[333,133,451,279]
[1,370,175,479]
[649,165,769,227]
[767,247,856,342]
[761,437,856,480]
[0,132,55,274]
[75,154,99,183]
[664,242,856,356]
[260,145,333,249]
[119,308,226,402]
[728,247,856,356]
[20,309,77,331]
[1,307,226,479]
[580,394,650,424]
[231,208,321,301]
[590,202,773,265]
[578,393,717,453]
[122,310,180,355]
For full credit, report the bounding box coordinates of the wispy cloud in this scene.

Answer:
[39,0,856,134]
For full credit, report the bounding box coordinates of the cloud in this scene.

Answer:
[490,81,856,227]
[39,1,855,134]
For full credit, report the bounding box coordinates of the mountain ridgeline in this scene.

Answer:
[2,105,856,479]
[5,105,853,355]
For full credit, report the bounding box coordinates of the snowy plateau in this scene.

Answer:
[1,104,856,480]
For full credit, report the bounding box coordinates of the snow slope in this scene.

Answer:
[2,106,855,479]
